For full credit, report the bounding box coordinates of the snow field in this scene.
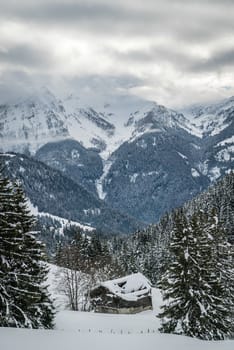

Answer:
[1,265,234,349]
[55,289,161,335]
[1,323,233,350]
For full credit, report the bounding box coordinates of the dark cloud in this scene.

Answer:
[1,1,157,33]
[2,2,133,23]
[108,44,234,75]
[191,48,234,72]
[0,44,54,69]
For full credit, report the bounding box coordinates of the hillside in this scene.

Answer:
[110,172,234,284]
[0,152,143,235]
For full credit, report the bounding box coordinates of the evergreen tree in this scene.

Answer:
[158,208,191,334]
[158,208,234,340]
[0,175,54,328]
[0,175,18,326]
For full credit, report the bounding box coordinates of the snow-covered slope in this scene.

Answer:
[0,88,190,160]
[0,88,69,154]
[1,270,233,350]
[0,88,117,156]
[27,199,94,233]
[183,96,234,138]
[182,97,234,181]
[126,102,189,143]
[63,94,116,157]
[1,325,233,350]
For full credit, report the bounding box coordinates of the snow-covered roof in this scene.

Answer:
[99,273,151,302]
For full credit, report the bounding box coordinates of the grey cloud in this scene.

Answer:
[108,46,192,65]
[0,0,234,106]
[60,73,149,110]
[0,44,54,69]
[64,73,144,95]
[0,71,37,103]
[191,48,234,72]
[1,2,153,26]
[0,71,144,104]
[1,0,233,42]
[109,43,234,75]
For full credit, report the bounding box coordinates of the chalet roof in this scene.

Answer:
[99,272,151,302]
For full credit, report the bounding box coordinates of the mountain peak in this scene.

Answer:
[129,101,187,135]
[226,95,234,103]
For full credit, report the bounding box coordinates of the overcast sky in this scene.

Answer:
[0,0,234,107]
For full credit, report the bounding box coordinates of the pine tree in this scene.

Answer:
[0,175,54,328]
[158,208,191,334]
[0,175,18,326]
[205,208,234,338]
[158,207,234,340]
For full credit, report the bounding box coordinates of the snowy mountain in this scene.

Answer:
[0,88,189,158]
[0,89,233,227]
[0,88,69,154]
[99,98,233,222]
[0,87,117,156]
[1,88,233,162]
[183,97,234,181]
[101,122,209,223]
[183,96,234,137]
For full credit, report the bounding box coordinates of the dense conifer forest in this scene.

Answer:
[1,170,233,339]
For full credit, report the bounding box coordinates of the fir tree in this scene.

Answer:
[158,208,234,340]
[158,208,191,334]
[0,175,54,328]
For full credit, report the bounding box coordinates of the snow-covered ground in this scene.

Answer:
[1,265,234,350]
[1,311,233,350]
[95,159,114,199]
[27,200,94,233]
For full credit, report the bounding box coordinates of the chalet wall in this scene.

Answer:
[94,304,152,314]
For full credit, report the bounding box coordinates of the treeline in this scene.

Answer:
[55,229,117,275]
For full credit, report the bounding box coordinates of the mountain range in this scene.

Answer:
[0,88,233,234]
